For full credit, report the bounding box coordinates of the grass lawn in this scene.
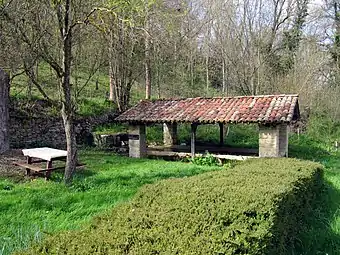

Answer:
[0,150,220,255]
[289,136,340,254]
[1,133,340,254]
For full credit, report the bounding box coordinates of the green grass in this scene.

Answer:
[299,156,340,254]
[10,64,115,117]
[76,98,116,117]
[286,134,340,254]
[0,150,220,255]
[4,99,340,254]
[93,123,129,135]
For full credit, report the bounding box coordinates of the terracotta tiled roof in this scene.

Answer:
[116,94,300,124]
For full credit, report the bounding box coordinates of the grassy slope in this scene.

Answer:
[10,65,115,117]
[2,133,340,254]
[289,136,340,254]
[0,151,219,255]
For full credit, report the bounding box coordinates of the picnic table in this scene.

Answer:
[14,147,68,180]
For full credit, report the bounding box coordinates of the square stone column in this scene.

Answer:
[259,124,279,157]
[129,124,147,158]
[163,123,178,146]
[279,124,289,157]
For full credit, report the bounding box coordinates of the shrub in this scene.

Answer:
[19,158,323,255]
[190,152,220,166]
[76,98,115,117]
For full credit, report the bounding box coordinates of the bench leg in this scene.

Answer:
[45,161,53,181]
[26,157,32,176]
[45,170,52,181]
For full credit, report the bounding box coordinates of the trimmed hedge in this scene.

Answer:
[19,158,323,255]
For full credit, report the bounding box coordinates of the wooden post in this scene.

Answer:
[45,161,53,180]
[219,123,224,146]
[26,156,32,176]
[191,123,198,158]
[46,161,53,169]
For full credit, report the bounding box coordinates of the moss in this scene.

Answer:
[19,158,323,255]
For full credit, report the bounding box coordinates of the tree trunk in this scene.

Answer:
[61,0,77,184]
[145,11,151,99]
[109,31,115,101]
[222,58,226,95]
[62,106,77,184]
[0,69,10,154]
[206,55,209,95]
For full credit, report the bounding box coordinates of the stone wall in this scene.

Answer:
[259,125,279,157]
[259,124,290,158]
[129,124,147,158]
[9,112,118,149]
[278,124,289,157]
[163,123,177,146]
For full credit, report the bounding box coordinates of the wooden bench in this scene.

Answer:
[13,162,65,179]
[14,161,85,180]
[14,147,85,180]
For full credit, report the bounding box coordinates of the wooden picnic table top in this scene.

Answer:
[22,147,67,161]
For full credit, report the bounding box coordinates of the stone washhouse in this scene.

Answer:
[115,94,300,158]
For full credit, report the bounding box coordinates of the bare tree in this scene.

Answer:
[2,0,96,183]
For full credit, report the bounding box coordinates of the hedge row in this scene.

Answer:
[20,158,323,255]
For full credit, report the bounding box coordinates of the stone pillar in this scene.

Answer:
[278,124,289,157]
[0,69,9,154]
[163,122,178,146]
[259,124,279,157]
[129,124,147,158]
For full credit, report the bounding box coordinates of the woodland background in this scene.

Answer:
[1,0,340,160]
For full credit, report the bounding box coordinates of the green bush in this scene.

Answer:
[76,98,115,117]
[190,152,220,166]
[19,158,323,255]
[93,123,128,135]
[146,124,164,144]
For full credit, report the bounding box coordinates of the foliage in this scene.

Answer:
[176,124,258,147]
[76,98,115,117]
[93,123,128,135]
[17,158,323,255]
[146,124,164,144]
[306,111,340,148]
[190,152,220,166]
[0,150,218,255]
[92,122,259,147]
[9,64,115,117]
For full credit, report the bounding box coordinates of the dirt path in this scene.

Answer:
[0,150,26,181]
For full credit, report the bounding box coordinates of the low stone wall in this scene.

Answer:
[9,112,118,149]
